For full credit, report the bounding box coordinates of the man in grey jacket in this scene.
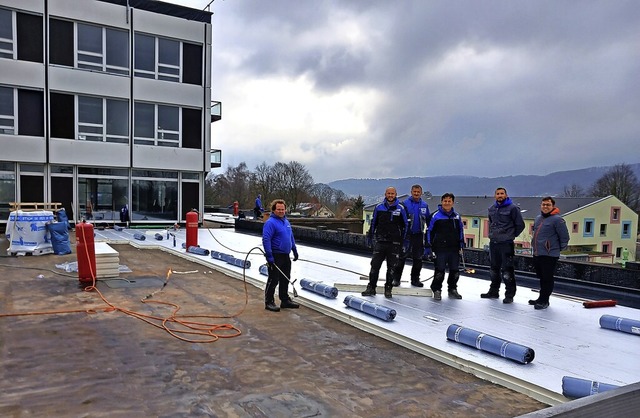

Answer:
[528,196,570,310]
[481,187,525,303]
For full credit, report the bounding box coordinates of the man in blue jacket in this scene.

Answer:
[362,187,408,299]
[425,193,465,300]
[529,197,569,310]
[481,187,525,303]
[262,199,299,312]
[254,194,265,219]
[393,184,430,287]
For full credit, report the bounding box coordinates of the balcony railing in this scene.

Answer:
[210,149,222,169]
[211,101,222,122]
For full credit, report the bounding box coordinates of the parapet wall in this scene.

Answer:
[236,219,640,290]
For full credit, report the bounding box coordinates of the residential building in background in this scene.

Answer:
[364,195,638,265]
[0,0,221,227]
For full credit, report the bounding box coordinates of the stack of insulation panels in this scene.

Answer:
[94,242,120,278]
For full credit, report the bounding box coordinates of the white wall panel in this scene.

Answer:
[133,145,203,171]
[133,78,203,108]
[0,60,45,89]
[0,136,46,162]
[48,66,131,99]
[2,0,43,13]
[48,0,130,29]
[132,8,206,43]
[50,139,130,167]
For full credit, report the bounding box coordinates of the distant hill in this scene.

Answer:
[327,163,640,204]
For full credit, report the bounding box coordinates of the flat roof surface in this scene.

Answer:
[94,227,640,405]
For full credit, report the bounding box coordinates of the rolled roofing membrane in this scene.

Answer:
[561,376,620,399]
[300,278,338,299]
[446,324,535,364]
[343,295,396,321]
[599,314,640,336]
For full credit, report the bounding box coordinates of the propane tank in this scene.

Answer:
[186,209,199,249]
[76,221,96,285]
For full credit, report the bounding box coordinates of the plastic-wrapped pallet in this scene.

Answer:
[6,210,55,255]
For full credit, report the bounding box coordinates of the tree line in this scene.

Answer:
[205,161,365,218]
[206,161,640,219]
[561,163,640,213]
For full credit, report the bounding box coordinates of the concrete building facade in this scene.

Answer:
[0,0,221,226]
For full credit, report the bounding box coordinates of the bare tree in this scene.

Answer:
[205,162,252,208]
[283,161,314,212]
[561,183,585,198]
[589,164,640,212]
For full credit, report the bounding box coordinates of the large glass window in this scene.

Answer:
[0,86,15,134]
[78,95,129,143]
[78,174,128,221]
[157,105,179,146]
[134,33,155,79]
[158,38,180,82]
[0,8,13,59]
[0,162,16,221]
[132,176,178,221]
[105,28,129,74]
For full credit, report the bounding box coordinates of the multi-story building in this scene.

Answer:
[364,195,638,265]
[0,0,221,227]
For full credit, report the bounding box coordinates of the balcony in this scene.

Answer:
[210,149,222,169]
[211,101,222,123]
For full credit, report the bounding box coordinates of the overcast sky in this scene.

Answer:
[171,0,639,184]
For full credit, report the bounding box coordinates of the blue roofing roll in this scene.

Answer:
[187,246,209,256]
[446,324,535,364]
[154,233,164,240]
[599,314,640,336]
[113,225,124,231]
[227,257,251,269]
[300,278,338,299]
[259,264,269,276]
[561,376,620,399]
[343,295,396,321]
[133,232,146,241]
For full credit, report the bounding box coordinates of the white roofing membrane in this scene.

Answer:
[94,227,640,406]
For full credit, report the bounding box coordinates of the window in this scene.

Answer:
[78,175,128,221]
[0,87,44,136]
[472,218,479,228]
[602,243,609,254]
[134,33,200,84]
[134,102,197,148]
[0,86,14,134]
[599,224,607,237]
[50,19,128,75]
[583,219,594,237]
[132,173,178,221]
[466,237,474,248]
[462,219,468,228]
[0,162,16,221]
[572,222,579,233]
[622,221,631,239]
[610,207,621,224]
[616,247,622,258]
[0,8,12,59]
[78,95,129,143]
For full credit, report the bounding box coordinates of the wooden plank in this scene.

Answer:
[334,283,432,297]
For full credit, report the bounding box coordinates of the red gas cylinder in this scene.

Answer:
[233,201,239,216]
[76,221,96,285]
[186,210,199,249]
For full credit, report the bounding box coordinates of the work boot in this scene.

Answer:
[391,277,401,287]
[528,299,539,305]
[265,302,280,312]
[433,290,442,301]
[448,289,462,299]
[281,299,300,309]
[384,284,393,298]
[480,291,499,299]
[411,279,424,288]
[361,284,376,296]
[534,302,549,310]
[503,296,514,304]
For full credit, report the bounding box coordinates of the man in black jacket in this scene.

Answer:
[362,187,408,299]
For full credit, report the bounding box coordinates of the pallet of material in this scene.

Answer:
[95,242,120,278]
[10,202,62,212]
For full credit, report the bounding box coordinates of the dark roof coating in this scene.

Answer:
[97,0,212,23]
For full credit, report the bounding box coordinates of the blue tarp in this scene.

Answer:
[561,376,620,399]
[446,324,535,364]
[343,295,396,321]
[47,222,72,255]
[300,278,338,298]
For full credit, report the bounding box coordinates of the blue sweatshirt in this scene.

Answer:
[262,214,297,260]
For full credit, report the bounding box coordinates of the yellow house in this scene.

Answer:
[364,195,637,265]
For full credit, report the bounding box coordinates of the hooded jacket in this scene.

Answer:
[488,197,525,243]
[368,198,408,244]
[426,205,464,251]
[531,207,570,257]
[262,213,297,258]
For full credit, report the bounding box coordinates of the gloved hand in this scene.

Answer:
[266,254,275,270]
[292,248,299,261]
[267,262,275,271]
[423,247,432,259]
